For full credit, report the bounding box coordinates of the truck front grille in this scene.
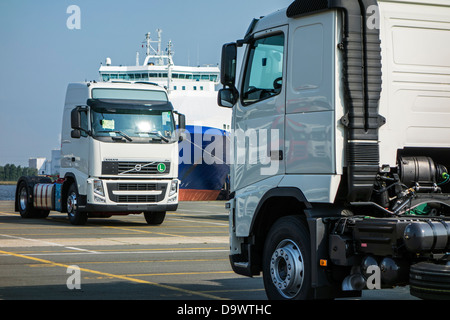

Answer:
[118,183,157,191]
[102,161,170,175]
[117,195,158,203]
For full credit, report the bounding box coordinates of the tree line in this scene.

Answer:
[0,164,37,182]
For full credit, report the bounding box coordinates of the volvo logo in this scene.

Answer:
[134,164,142,172]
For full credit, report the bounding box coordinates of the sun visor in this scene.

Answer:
[87,99,174,111]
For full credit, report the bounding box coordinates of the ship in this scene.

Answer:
[99,30,231,201]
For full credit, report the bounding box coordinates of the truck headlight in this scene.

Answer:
[93,179,105,197]
[169,180,178,197]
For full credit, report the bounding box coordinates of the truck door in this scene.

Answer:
[61,105,90,194]
[233,26,288,191]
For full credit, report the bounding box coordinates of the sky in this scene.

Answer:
[0,0,293,167]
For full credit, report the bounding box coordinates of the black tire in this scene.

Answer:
[37,210,50,218]
[144,211,166,225]
[410,261,450,300]
[17,181,37,218]
[262,215,312,300]
[67,183,87,225]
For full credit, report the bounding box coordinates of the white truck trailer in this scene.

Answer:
[219,0,450,299]
[16,81,184,225]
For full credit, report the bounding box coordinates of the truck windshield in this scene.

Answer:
[90,104,176,143]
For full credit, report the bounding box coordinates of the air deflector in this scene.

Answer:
[287,0,384,202]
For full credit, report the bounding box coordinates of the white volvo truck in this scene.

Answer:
[219,0,450,299]
[16,81,184,225]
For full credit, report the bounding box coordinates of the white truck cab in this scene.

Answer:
[219,0,450,300]
[16,81,184,225]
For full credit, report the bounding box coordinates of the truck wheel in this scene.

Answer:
[67,183,87,225]
[144,211,166,225]
[262,215,312,300]
[17,181,36,218]
[410,262,450,299]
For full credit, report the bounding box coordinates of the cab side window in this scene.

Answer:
[242,33,285,106]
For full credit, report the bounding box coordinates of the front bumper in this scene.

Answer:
[83,178,179,213]
[79,203,178,213]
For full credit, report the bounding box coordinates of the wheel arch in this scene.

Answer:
[61,173,77,213]
[248,187,312,273]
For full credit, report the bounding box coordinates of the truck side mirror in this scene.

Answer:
[219,42,238,108]
[178,113,186,130]
[218,88,237,108]
[220,42,237,87]
[71,107,82,130]
[71,129,81,139]
[71,106,89,138]
[174,111,186,141]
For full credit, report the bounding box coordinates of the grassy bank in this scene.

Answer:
[0,181,16,185]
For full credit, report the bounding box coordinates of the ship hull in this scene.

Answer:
[178,125,230,201]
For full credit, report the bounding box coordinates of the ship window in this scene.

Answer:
[179,74,185,79]
[193,86,197,90]
[200,86,203,90]
[141,73,148,79]
[193,75,200,81]
[134,73,141,79]
[110,74,118,79]
[150,73,157,78]
[182,86,186,90]
[172,73,179,79]
[201,75,209,80]
[174,86,177,90]
[186,74,193,79]
[102,75,110,81]
[210,75,217,82]
[242,32,285,106]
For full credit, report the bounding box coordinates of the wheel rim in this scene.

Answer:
[19,187,27,211]
[67,192,77,216]
[270,239,304,299]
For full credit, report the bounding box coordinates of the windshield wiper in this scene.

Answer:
[135,131,169,143]
[97,130,133,142]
